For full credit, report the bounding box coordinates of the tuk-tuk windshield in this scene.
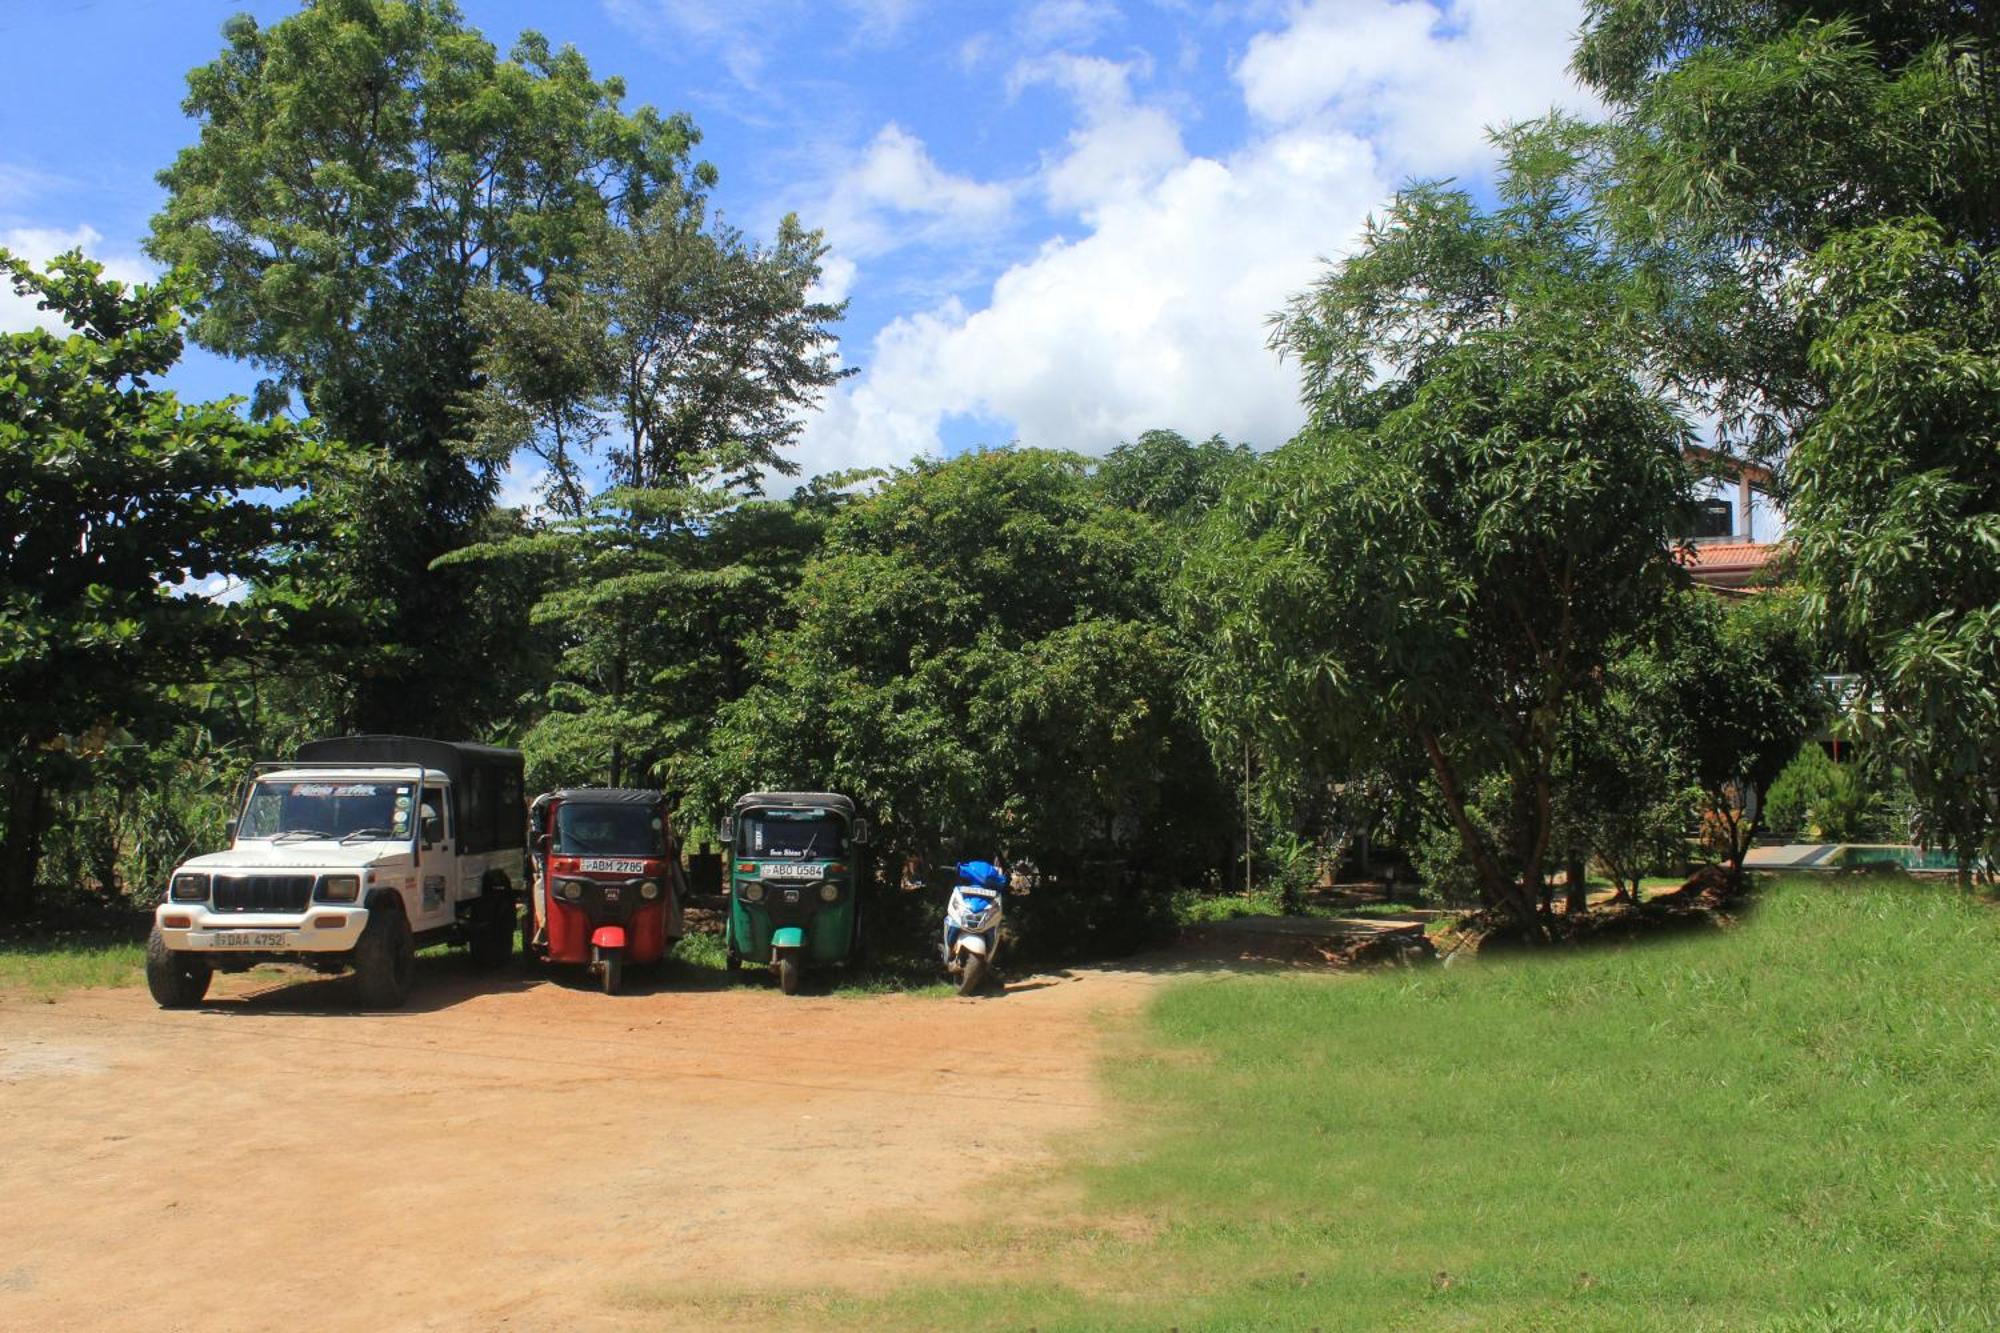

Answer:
[555,802,666,856]
[738,809,847,859]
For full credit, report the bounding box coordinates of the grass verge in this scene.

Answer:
[0,933,146,996]
[810,876,2000,1330]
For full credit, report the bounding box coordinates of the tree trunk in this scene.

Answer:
[1564,856,1589,917]
[0,767,49,914]
[1418,730,1541,934]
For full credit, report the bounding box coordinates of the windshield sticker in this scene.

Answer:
[290,783,382,797]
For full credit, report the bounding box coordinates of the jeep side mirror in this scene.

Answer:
[225,817,238,843]
[853,819,871,846]
[422,808,442,845]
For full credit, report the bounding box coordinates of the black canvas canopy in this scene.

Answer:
[294,735,524,855]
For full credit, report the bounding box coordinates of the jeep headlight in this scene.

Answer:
[818,882,839,903]
[742,880,765,903]
[315,874,361,903]
[639,880,660,901]
[170,872,209,902]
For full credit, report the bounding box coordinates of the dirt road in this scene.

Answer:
[0,956,1165,1331]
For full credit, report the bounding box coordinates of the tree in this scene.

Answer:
[1577,1,1999,457]
[1578,5,2000,874]
[1094,429,1254,520]
[147,0,714,734]
[1182,133,1692,932]
[702,449,1231,900]
[0,250,358,909]
[1788,221,2000,878]
[451,197,850,791]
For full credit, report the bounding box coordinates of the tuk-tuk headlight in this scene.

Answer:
[742,881,765,904]
[170,872,209,902]
[639,880,660,901]
[818,882,839,903]
[559,879,585,901]
[315,873,361,903]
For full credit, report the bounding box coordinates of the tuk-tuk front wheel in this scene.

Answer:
[777,952,802,996]
[596,948,623,995]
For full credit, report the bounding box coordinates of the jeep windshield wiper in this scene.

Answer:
[340,827,396,843]
[273,829,335,842]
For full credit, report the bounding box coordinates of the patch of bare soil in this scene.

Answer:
[0,954,1167,1332]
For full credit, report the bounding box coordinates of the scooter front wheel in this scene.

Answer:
[957,953,989,997]
[777,953,802,995]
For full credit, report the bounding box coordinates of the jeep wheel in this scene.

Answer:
[145,929,211,1009]
[468,892,515,971]
[352,904,416,1009]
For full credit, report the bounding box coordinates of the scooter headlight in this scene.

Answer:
[818,882,839,903]
[742,881,765,903]
[639,880,660,901]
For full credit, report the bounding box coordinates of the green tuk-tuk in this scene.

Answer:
[722,791,868,994]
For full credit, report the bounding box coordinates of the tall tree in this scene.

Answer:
[452,199,850,790]
[1182,130,1692,932]
[0,251,358,908]
[147,0,714,734]
[1577,3,2000,873]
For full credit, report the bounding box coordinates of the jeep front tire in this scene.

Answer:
[352,902,416,1009]
[145,928,212,1009]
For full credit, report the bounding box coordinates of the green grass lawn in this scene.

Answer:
[0,933,146,996]
[821,876,2000,1330]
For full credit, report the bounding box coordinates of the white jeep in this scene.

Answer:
[147,736,525,1009]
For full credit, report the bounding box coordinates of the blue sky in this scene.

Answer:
[0,0,1595,494]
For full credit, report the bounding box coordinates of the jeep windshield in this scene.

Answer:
[555,803,665,856]
[737,810,847,859]
[240,781,415,842]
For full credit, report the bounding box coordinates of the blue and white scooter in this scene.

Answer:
[943,860,1006,996]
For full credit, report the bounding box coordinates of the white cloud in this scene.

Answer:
[791,1,1596,476]
[603,0,922,86]
[1015,0,1123,48]
[1010,54,1185,214]
[0,225,157,335]
[1235,0,1596,178]
[816,124,1018,261]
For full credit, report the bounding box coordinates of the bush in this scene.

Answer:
[1763,743,1913,842]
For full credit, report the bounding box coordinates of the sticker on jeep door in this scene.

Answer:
[580,858,648,874]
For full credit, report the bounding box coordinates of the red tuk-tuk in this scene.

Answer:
[525,788,685,993]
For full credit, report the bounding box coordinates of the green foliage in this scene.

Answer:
[0,250,356,907]
[445,484,846,793]
[1183,130,1692,928]
[466,200,848,502]
[1787,219,2000,872]
[1615,588,1824,871]
[148,0,716,734]
[703,448,1232,956]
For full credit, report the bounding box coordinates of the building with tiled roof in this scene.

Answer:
[1679,447,1785,595]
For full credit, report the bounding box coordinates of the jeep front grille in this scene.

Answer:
[211,874,315,914]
